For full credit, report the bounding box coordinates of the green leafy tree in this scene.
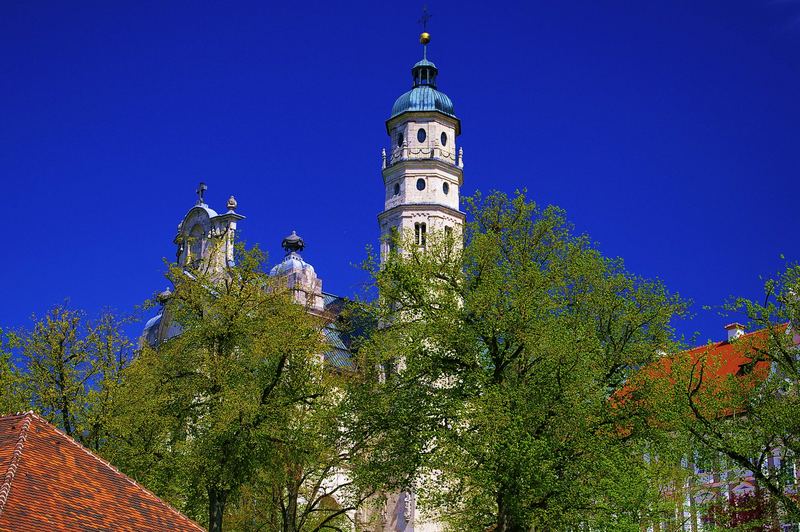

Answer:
[0,329,28,414]
[223,377,378,532]
[82,311,135,451]
[7,305,133,448]
[107,245,341,532]
[21,305,88,437]
[349,191,687,530]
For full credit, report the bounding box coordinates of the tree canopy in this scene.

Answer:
[347,191,688,530]
[2,192,796,531]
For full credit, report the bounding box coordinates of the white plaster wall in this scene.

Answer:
[389,116,458,166]
[383,166,460,212]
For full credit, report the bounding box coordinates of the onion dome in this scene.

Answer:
[390,33,456,119]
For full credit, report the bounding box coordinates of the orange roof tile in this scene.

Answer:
[0,412,204,531]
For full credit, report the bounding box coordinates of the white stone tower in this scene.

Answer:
[372,29,462,532]
[379,30,464,262]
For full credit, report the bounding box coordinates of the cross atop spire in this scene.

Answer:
[417,4,431,32]
[196,182,207,205]
[418,5,432,59]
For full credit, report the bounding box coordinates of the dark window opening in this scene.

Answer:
[415,222,427,247]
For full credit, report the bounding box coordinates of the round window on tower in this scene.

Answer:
[397,132,404,147]
[441,132,448,146]
[393,183,400,196]
[416,178,426,191]
[443,182,449,195]
[417,128,427,143]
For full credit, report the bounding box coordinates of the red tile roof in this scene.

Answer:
[678,328,774,381]
[618,326,793,414]
[0,412,204,531]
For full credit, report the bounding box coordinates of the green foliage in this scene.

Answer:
[106,244,361,531]
[1,305,133,448]
[348,191,688,530]
[0,329,27,414]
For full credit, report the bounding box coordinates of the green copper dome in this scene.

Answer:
[390,57,456,119]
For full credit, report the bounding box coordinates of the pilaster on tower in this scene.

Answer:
[378,30,465,263]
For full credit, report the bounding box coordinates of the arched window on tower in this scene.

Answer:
[415,222,427,247]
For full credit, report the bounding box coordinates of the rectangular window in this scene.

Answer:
[415,222,427,247]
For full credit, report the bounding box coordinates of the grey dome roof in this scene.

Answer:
[270,253,315,277]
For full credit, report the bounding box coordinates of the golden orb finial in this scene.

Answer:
[419,32,431,45]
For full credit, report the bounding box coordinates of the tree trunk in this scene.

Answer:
[496,491,526,532]
[208,487,228,532]
[283,480,299,532]
[57,365,73,436]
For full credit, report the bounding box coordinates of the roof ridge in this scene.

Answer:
[0,411,33,518]
[20,412,203,530]
[686,325,785,352]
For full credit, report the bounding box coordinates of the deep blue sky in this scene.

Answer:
[1,1,798,344]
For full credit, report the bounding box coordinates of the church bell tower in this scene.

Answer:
[379,30,464,261]
[371,27,465,532]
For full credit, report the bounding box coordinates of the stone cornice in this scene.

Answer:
[382,159,463,186]
[378,203,466,223]
[385,111,461,135]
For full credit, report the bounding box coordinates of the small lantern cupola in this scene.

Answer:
[412,59,438,88]
[412,30,438,88]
